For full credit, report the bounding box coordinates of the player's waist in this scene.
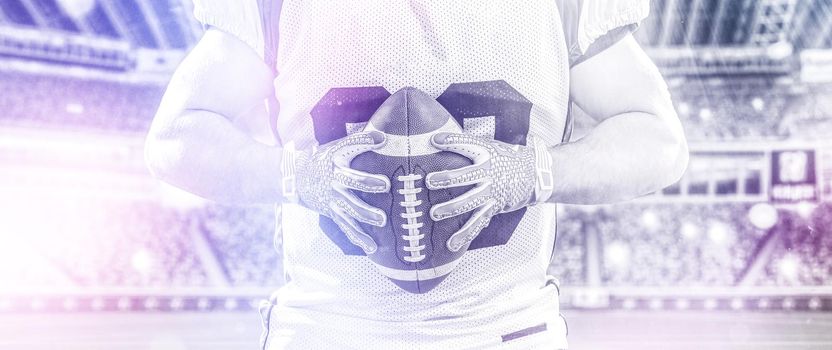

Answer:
[264,282,564,349]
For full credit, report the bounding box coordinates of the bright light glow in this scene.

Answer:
[796,201,815,219]
[680,222,700,240]
[648,298,663,310]
[704,298,717,310]
[748,203,778,230]
[170,298,184,310]
[131,249,155,275]
[766,41,794,60]
[699,108,713,121]
[640,210,659,231]
[65,102,84,115]
[117,297,131,311]
[144,297,159,310]
[809,297,822,310]
[757,298,770,309]
[707,222,731,245]
[751,97,765,112]
[730,298,744,310]
[197,298,210,310]
[778,255,800,280]
[55,0,97,19]
[224,298,238,310]
[605,241,631,268]
[677,102,690,116]
[91,298,104,311]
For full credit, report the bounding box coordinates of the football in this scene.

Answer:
[351,87,474,294]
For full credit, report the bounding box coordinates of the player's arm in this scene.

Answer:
[144,27,284,204]
[425,33,688,246]
[145,28,388,251]
[548,34,689,204]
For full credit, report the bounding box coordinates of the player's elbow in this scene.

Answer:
[144,129,172,184]
[144,113,187,185]
[653,108,689,190]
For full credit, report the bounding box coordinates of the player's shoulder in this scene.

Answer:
[556,0,649,65]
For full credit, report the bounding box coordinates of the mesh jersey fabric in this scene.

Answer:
[192,1,648,349]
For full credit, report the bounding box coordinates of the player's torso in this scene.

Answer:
[268,1,569,348]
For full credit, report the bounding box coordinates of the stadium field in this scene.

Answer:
[1,311,830,350]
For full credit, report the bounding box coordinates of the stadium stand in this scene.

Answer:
[595,203,765,287]
[12,198,210,288]
[760,203,832,286]
[0,71,163,132]
[199,205,284,287]
[548,207,586,286]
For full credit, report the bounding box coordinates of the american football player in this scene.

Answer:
[144,1,688,349]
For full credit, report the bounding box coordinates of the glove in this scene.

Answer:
[425,132,553,252]
[283,131,390,254]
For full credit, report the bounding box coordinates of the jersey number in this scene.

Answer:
[311,80,532,255]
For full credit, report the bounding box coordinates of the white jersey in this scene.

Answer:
[193,1,647,349]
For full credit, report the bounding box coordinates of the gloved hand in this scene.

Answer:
[283,131,390,254]
[425,132,553,252]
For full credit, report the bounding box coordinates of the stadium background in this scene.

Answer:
[1,0,831,349]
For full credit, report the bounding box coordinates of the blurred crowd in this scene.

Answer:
[0,71,161,132]
[4,198,830,289]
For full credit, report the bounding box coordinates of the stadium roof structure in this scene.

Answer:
[0,0,202,50]
[2,0,829,50]
[0,0,830,76]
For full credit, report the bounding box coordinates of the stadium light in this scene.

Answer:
[704,298,717,310]
[144,297,159,310]
[748,203,778,230]
[766,41,794,60]
[680,222,700,240]
[131,249,155,276]
[55,0,96,19]
[809,297,822,311]
[197,298,211,311]
[605,242,631,268]
[640,210,659,231]
[699,108,713,121]
[117,297,131,311]
[730,298,744,310]
[757,298,770,310]
[169,298,184,311]
[91,298,104,311]
[778,255,799,281]
[707,222,731,245]
[677,102,690,116]
[648,298,664,310]
[782,298,796,310]
[751,97,765,112]
[796,201,815,219]
[65,102,84,115]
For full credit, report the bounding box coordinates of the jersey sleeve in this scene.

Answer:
[192,0,265,58]
[557,0,650,66]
